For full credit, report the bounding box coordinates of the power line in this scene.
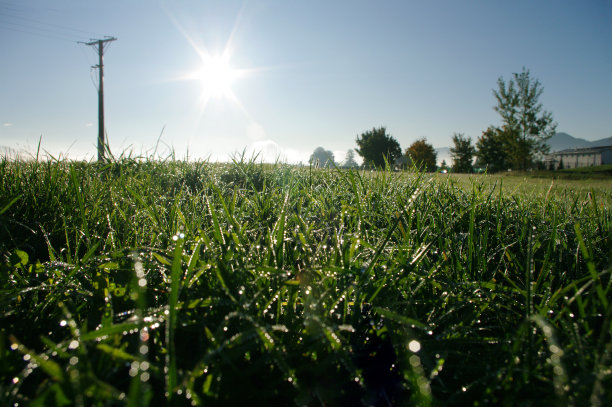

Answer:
[0,9,105,38]
[0,2,106,43]
[0,23,77,43]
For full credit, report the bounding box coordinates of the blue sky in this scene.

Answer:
[1,0,610,163]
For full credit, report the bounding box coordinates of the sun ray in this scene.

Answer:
[162,3,280,129]
[164,9,255,118]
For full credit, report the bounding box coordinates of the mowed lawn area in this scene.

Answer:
[436,172,612,202]
[1,157,610,406]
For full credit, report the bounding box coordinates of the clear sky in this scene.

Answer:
[1,0,610,163]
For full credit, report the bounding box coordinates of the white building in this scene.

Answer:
[547,146,612,169]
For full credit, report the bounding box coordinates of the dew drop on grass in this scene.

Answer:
[59,320,67,327]
[22,354,30,361]
[10,343,18,351]
[408,340,421,352]
[69,356,79,365]
[68,340,79,350]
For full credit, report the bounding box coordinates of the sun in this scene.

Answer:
[179,46,251,114]
[165,6,259,115]
[195,53,242,100]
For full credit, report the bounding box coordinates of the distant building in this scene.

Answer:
[546,146,612,169]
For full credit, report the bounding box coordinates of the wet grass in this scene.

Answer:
[0,154,611,406]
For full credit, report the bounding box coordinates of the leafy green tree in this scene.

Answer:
[309,147,335,168]
[355,127,402,168]
[405,138,437,172]
[475,126,511,172]
[450,133,475,173]
[493,67,557,170]
[342,149,359,169]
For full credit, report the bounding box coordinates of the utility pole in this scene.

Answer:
[79,36,116,162]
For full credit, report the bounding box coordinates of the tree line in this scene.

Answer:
[310,68,557,173]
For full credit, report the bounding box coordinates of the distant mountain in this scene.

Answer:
[590,137,612,148]
[547,132,612,152]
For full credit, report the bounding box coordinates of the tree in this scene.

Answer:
[309,147,335,168]
[492,67,557,170]
[406,138,437,172]
[355,127,402,168]
[342,149,359,169]
[450,133,475,173]
[475,126,511,172]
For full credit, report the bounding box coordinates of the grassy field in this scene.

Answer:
[435,172,612,202]
[1,156,610,406]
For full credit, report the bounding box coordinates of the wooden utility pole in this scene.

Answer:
[79,37,116,162]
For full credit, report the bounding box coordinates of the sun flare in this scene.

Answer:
[195,53,241,99]
[166,7,260,115]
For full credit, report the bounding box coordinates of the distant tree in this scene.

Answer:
[342,149,359,169]
[450,133,475,173]
[476,126,511,172]
[309,147,335,168]
[355,127,402,168]
[406,138,437,172]
[440,160,448,169]
[492,67,557,170]
[558,158,564,170]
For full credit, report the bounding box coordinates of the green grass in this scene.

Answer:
[1,155,611,406]
[556,164,612,178]
[435,173,612,203]
[503,164,612,180]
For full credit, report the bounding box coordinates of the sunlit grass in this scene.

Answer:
[1,154,610,405]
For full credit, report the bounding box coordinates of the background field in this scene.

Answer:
[1,156,610,406]
[437,172,612,202]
